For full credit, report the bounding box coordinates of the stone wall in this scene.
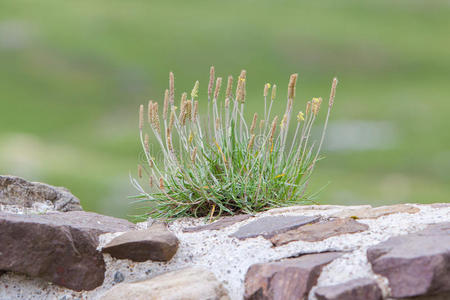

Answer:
[0,175,449,300]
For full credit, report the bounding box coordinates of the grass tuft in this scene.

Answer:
[131,68,338,221]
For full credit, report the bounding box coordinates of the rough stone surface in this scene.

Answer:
[270,218,369,246]
[0,211,134,291]
[333,204,419,219]
[100,267,230,300]
[230,215,319,240]
[314,277,382,300]
[367,222,450,299]
[0,175,82,211]
[1,203,449,300]
[183,214,252,232]
[244,252,343,300]
[102,222,179,262]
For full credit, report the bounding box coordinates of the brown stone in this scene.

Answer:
[314,278,382,300]
[183,214,252,232]
[271,218,369,246]
[244,252,343,300]
[0,211,134,291]
[333,204,420,219]
[0,175,82,211]
[367,222,450,299]
[102,222,179,262]
[230,215,319,240]
[100,267,230,300]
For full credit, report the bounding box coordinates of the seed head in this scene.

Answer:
[169,72,175,105]
[144,133,150,154]
[193,100,199,122]
[214,77,222,100]
[312,97,322,116]
[306,101,311,115]
[148,100,153,124]
[236,70,247,103]
[296,111,305,122]
[152,102,160,133]
[225,75,233,100]
[166,134,173,152]
[139,104,144,130]
[208,66,215,99]
[329,77,338,107]
[186,100,192,121]
[191,80,199,99]
[271,84,277,101]
[269,115,279,142]
[180,92,187,107]
[264,83,271,97]
[288,73,298,100]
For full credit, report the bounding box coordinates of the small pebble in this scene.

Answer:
[113,272,125,284]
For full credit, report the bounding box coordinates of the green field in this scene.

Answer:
[1,0,449,218]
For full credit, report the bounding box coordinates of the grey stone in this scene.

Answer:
[100,267,230,300]
[230,215,319,240]
[183,214,252,232]
[0,211,134,291]
[244,252,343,300]
[367,222,450,299]
[271,218,369,246]
[0,175,82,211]
[315,278,382,300]
[102,222,179,262]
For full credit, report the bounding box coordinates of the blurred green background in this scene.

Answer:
[1,0,449,218]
